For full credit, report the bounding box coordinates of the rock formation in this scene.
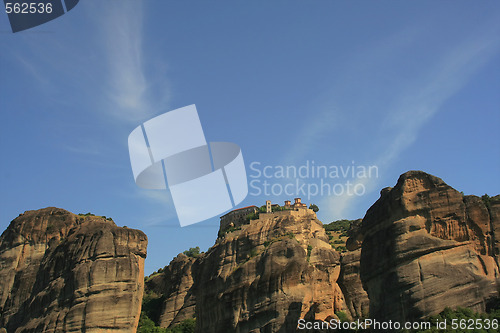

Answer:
[0,207,147,333]
[5,171,494,332]
[358,171,500,322]
[147,171,499,332]
[145,253,197,328]
[338,250,369,319]
[146,209,357,332]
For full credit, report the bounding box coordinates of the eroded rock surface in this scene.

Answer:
[0,207,147,333]
[338,250,369,320]
[145,254,197,328]
[148,209,353,332]
[358,171,499,322]
[146,170,499,332]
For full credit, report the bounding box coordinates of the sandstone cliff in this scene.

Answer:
[146,209,360,332]
[338,249,369,319]
[357,171,500,322]
[145,253,197,328]
[0,207,147,333]
[146,171,499,332]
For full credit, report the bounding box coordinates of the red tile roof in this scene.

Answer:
[232,205,257,211]
[220,205,258,218]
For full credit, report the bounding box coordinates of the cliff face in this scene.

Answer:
[0,207,147,333]
[147,209,361,332]
[358,171,500,322]
[338,249,369,319]
[144,170,499,332]
[146,254,197,328]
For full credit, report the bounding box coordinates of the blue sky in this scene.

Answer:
[1,1,499,275]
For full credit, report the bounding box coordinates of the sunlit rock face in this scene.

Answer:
[148,209,360,332]
[0,207,147,333]
[358,171,500,322]
[145,170,499,332]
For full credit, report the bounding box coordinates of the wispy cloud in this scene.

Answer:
[101,2,148,121]
[90,2,170,124]
[310,19,500,220]
[376,21,500,169]
[282,106,338,165]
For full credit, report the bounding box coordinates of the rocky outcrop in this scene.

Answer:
[0,207,147,333]
[145,170,499,332]
[345,219,363,251]
[145,254,196,328]
[148,210,353,332]
[358,171,500,322]
[338,250,369,319]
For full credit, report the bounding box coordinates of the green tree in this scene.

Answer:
[307,245,313,262]
[141,291,165,325]
[309,204,319,212]
[183,246,200,258]
[167,318,196,333]
[482,194,491,209]
[245,212,259,221]
[335,310,349,322]
[137,312,167,333]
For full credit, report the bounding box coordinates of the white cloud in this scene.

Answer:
[99,2,148,122]
[314,19,500,220]
[92,1,170,124]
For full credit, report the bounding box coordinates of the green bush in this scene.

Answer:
[225,226,242,234]
[324,219,353,233]
[78,212,95,216]
[245,212,260,221]
[137,314,195,333]
[404,305,500,332]
[335,310,349,322]
[142,292,165,325]
[482,194,491,210]
[309,204,319,212]
[307,245,313,262]
[137,312,167,333]
[272,205,284,212]
[166,318,196,333]
[183,247,200,258]
[137,291,168,332]
[335,245,347,253]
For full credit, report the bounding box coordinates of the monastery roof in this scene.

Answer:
[233,205,257,211]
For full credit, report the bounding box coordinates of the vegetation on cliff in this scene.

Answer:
[323,219,356,252]
[138,291,195,333]
[409,303,500,333]
[137,314,195,333]
[309,203,319,212]
[183,246,201,258]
